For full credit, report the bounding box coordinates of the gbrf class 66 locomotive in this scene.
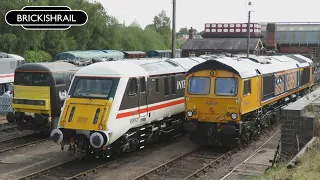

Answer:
[50,57,207,158]
[183,54,314,147]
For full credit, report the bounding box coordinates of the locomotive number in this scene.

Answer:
[227,106,237,111]
[130,117,139,124]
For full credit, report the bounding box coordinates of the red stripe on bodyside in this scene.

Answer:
[0,74,14,78]
[116,99,185,119]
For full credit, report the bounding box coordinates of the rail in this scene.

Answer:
[17,159,77,180]
[0,122,17,132]
[131,147,200,180]
[0,135,49,154]
[220,129,280,180]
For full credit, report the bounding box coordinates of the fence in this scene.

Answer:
[0,96,13,115]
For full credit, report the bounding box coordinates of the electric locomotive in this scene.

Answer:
[6,62,81,134]
[50,57,207,158]
[183,54,314,147]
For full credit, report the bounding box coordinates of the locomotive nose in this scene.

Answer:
[90,132,109,149]
[50,129,63,145]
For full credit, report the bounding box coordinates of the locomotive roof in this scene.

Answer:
[7,54,25,61]
[187,54,313,78]
[15,62,81,72]
[75,57,207,77]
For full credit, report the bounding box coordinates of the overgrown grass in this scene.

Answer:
[246,139,320,180]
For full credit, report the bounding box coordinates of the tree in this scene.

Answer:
[152,10,172,48]
[0,1,174,61]
[178,27,188,35]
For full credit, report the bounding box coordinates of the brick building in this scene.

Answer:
[181,23,265,57]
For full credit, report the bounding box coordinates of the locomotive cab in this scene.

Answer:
[7,62,80,134]
[184,68,244,147]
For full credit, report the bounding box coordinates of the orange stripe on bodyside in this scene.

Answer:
[116,99,185,119]
[0,74,14,78]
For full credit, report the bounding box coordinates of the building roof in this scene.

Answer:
[261,24,320,32]
[188,54,312,78]
[181,38,261,51]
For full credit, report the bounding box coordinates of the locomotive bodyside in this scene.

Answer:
[183,54,313,147]
[51,58,207,158]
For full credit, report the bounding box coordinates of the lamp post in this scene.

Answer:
[246,1,252,58]
[172,0,176,58]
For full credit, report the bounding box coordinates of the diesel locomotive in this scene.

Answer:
[6,62,81,134]
[50,57,207,158]
[183,54,314,147]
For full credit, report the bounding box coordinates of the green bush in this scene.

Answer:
[23,50,52,63]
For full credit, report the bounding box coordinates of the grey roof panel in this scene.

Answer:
[138,57,207,76]
[181,38,260,51]
[261,24,320,32]
[285,54,307,63]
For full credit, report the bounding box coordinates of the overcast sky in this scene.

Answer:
[96,0,320,31]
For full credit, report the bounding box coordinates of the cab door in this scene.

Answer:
[138,77,148,124]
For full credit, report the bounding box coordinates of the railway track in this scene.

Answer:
[0,133,49,154]
[17,133,185,180]
[131,146,238,180]
[220,129,280,180]
[17,158,111,180]
[0,122,18,132]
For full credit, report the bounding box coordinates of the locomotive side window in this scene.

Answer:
[155,78,159,93]
[171,76,176,94]
[128,78,137,96]
[54,74,65,85]
[164,76,169,96]
[140,77,146,93]
[243,79,251,96]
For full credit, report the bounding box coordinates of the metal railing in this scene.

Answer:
[0,96,13,115]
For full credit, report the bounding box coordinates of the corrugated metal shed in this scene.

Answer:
[261,24,320,44]
[181,38,260,50]
[261,24,320,31]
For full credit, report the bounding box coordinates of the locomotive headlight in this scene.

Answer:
[193,110,197,115]
[187,110,193,117]
[231,113,238,120]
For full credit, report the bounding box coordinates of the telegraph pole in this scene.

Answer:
[172,0,176,58]
[246,1,252,58]
[246,10,251,57]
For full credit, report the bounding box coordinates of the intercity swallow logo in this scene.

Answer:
[5,6,88,30]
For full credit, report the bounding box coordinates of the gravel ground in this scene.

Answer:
[0,130,35,142]
[197,125,280,180]
[0,140,75,180]
[77,136,198,180]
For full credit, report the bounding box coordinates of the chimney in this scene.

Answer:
[189,27,195,39]
[266,23,277,50]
